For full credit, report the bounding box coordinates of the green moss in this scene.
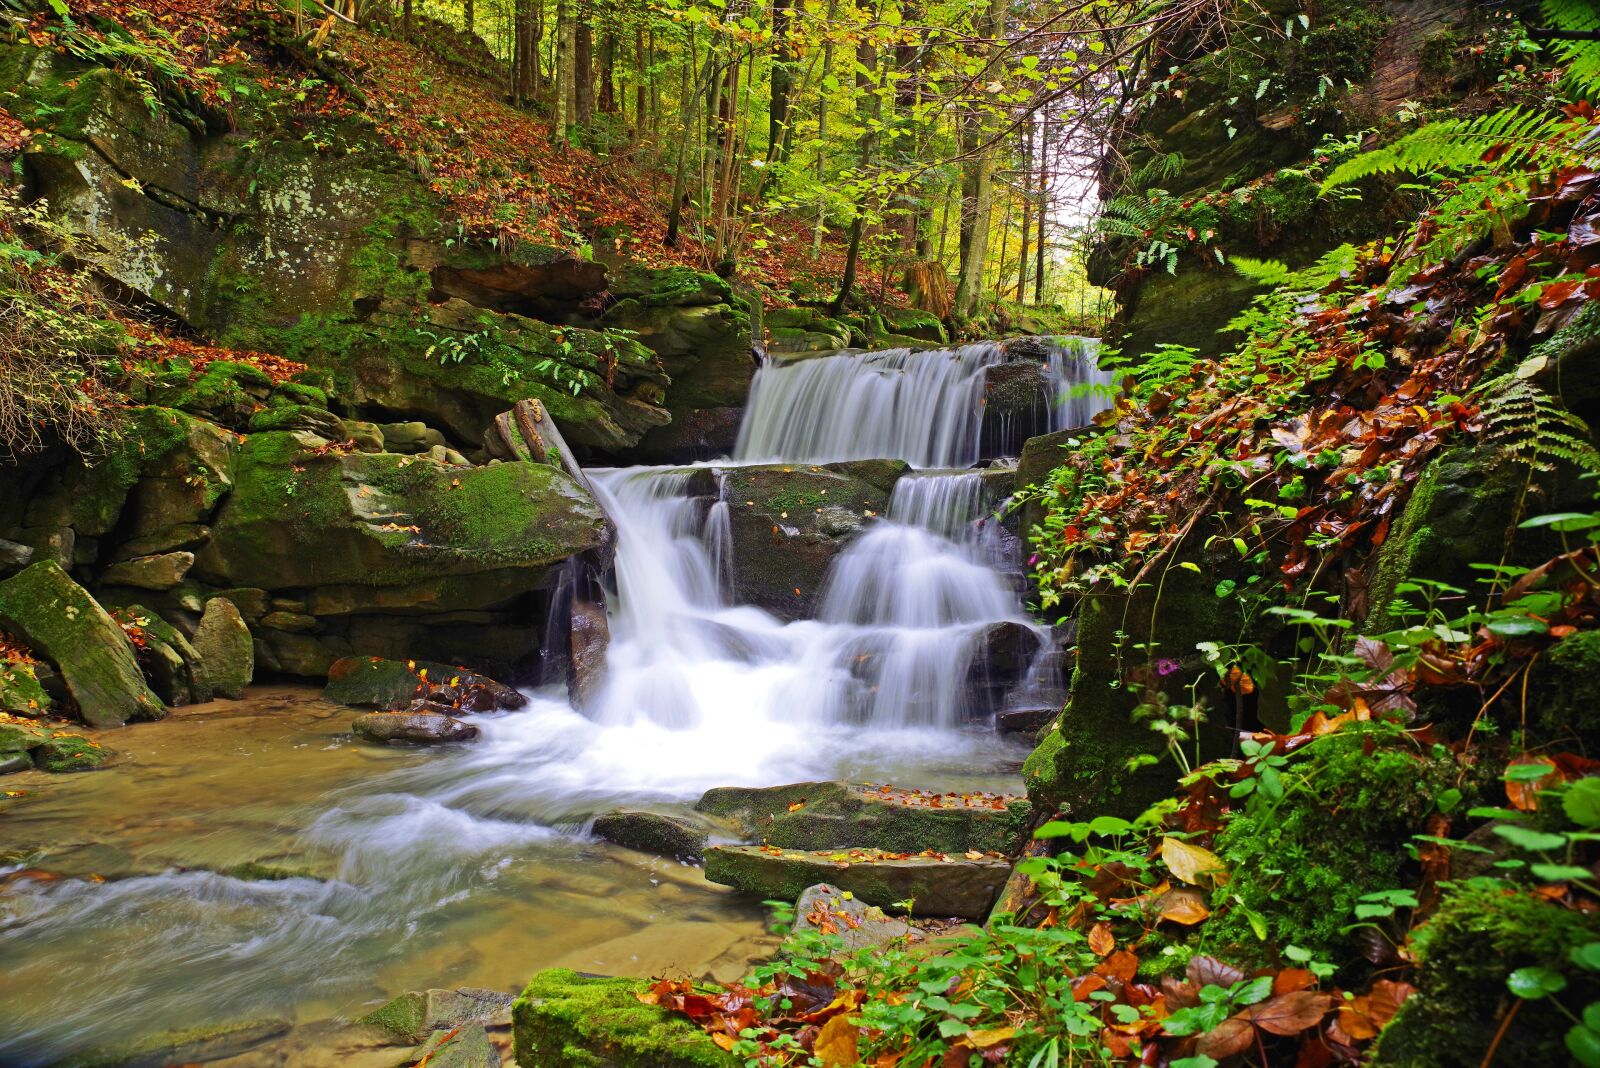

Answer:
[1208,727,1465,962]
[269,382,328,408]
[1530,629,1600,741]
[358,990,428,1042]
[611,264,734,307]
[1372,885,1600,1067]
[33,734,112,772]
[762,488,826,512]
[0,661,51,717]
[512,969,735,1068]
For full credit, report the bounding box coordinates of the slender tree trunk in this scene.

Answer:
[768,0,793,160]
[552,0,573,140]
[1035,123,1048,304]
[532,0,544,97]
[810,0,839,252]
[831,9,880,315]
[464,0,474,34]
[402,0,411,39]
[665,31,706,248]
[953,0,1007,318]
[1018,123,1032,302]
[634,26,647,132]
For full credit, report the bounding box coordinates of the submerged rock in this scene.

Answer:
[33,734,113,772]
[513,968,735,1068]
[66,1017,291,1067]
[0,561,163,728]
[324,656,526,712]
[351,711,478,745]
[192,597,254,699]
[704,845,1010,919]
[358,987,513,1045]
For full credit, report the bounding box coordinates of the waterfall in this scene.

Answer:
[734,336,1110,467]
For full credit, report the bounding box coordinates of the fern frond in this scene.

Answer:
[1321,108,1587,193]
[1477,373,1600,474]
[1542,0,1600,101]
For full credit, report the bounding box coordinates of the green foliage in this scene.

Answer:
[1542,0,1600,101]
[1477,371,1600,474]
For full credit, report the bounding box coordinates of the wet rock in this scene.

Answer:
[567,599,609,707]
[967,621,1047,708]
[696,780,1031,855]
[120,604,211,705]
[193,597,254,699]
[68,1017,291,1068]
[718,462,905,620]
[345,420,386,453]
[0,537,34,573]
[0,751,31,774]
[794,882,919,951]
[352,711,478,745]
[100,551,195,591]
[0,561,164,728]
[592,811,712,862]
[979,362,1055,457]
[247,404,347,440]
[631,407,745,465]
[412,1022,498,1068]
[704,846,1011,919]
[997,705,1058,734]
[0,719,50,759]
[33,734,113,772]
[255,629,339,678]
[359,987,514,1045]
[324,656,526,712]
[513,968,735,1068]
[260,610,318,633]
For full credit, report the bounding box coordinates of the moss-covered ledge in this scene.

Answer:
[512,969,735,1068]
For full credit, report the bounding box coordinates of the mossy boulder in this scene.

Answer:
[879,307,947,344]
[100,552,195,592]
[704,845,1011,918]
[609,264,735,308]
[717,461,905,619]
[192,597,253,699]
[696,781,1031,855]
[1372,885,1600,1067]
[592,810,714,862]
[323,655,433,709]
[33,733,112,772]
[120,604,211,706]
[1529,629,1600,742]
[513,969,736,1068]
[195,432,605,607]
[0,561,163,728]
[0,660,51,717]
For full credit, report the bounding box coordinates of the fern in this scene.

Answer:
[1542,0,1600,102]
[1320,107,1587,193]
[1477,373,1600,474]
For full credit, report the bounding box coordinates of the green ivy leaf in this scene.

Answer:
[1564,778,1600,828]
[1567,1024,1600,1068]
[1507,966,1568,1000]
[1493,825,1569,852]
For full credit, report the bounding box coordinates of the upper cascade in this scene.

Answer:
[733,337,1111,468]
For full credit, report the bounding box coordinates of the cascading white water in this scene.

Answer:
[735,336,1110,466]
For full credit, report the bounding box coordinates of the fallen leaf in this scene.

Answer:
[814,1014,860,1066]
[1161,837,1227,884]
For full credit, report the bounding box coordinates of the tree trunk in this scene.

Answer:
[1035,123,1048,304]
[599,29,617,114]
[665,32,706,248]
[953,0,1007,318]
[464,0,474,34]
[634,25,647,132]
[575,20,595,128]
[1018,123,1032,303]
[768,0,793,160]
[552,0,573,140]
[831,8,880,315]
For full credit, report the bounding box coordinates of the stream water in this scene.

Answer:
[0,339,1106,1065]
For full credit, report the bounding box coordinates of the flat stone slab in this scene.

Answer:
[704,845,1012,919]
[697,780,1030,855]
[592,810,718,861]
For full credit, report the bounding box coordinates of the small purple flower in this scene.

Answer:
[1027,553,1040,567]
[1156,658,1180,677]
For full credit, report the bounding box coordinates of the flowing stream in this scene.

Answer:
[0,338,1106,1065]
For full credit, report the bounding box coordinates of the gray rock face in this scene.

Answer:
[192,597,253,699]
[794,882,919,951]
[567,599,609,707]
[704,845,1011,919]
[0,537,34,573]
[352,711,479,745]
[0,561,164,728]
[100,551,195,591]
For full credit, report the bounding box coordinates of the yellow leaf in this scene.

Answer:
[814,1014,860,1066]
[1161,837,1227,885]
[965,1026,1015,1049]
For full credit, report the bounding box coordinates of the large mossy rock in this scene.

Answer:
[0,561,163,728]
[718,460,906,619]
[192,596,253,698]
[195,432,606,607]
[513,969,736,1068]
[696,781,1030,855]
[0,660,51,717]
[1372,885,1600,1067]
[358,987,513,1045]
[704,845,1010,919]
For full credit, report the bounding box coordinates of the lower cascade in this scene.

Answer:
[0,338,1107,1064]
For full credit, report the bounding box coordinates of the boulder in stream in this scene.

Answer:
[794,882,920,952]
[352,711,479,745]
[192,596,254,699]
[0,561,164,728]
[591,810,715,862]
[704,845,1011,919]
[513,968,735,1068]
[358,987,513,1045]
[325,656,526,712]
